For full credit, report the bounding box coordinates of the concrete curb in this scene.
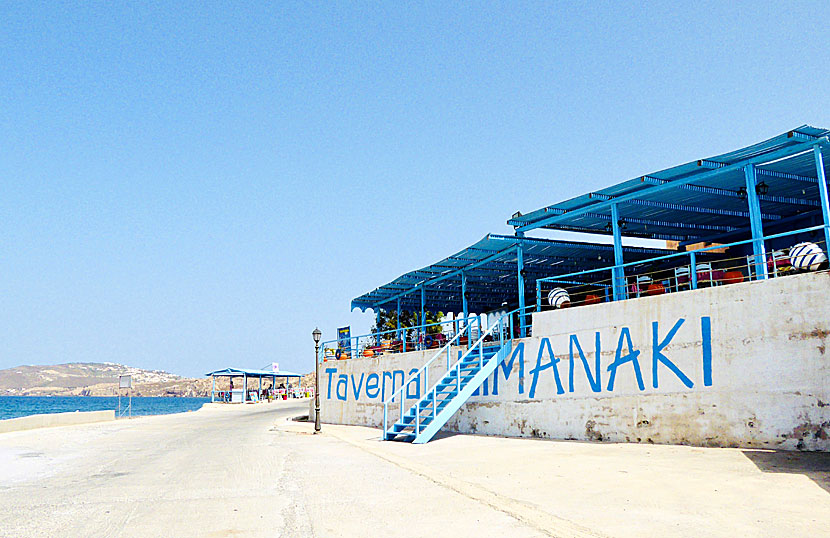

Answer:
[0,410,115,434]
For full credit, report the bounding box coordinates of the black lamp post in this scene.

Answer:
[312,327,322,433]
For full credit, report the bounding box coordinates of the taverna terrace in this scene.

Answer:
[318,126,830,449]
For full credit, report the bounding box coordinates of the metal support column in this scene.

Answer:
[744,164,767,280]
[211,375,215,402]
[396,297,401,343]
[690,251,698,290]
[243,375,247,403]
[461,271,468,325]
[375,309,381,346]
[517,244,526,337]
[420,286,425,351]
[610,203,624,301]
[814,145,830,253]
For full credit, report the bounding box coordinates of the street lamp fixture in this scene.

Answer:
[312,328,322,433]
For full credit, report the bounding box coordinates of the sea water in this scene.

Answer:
[0,396,210,421]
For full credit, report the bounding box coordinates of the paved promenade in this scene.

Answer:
[1,401,829,537]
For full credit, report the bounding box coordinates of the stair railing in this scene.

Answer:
[382,315,481,437]
[411,307,519,437]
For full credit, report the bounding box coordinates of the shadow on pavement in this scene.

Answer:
[427,431,463,442]
[742,449,830,494]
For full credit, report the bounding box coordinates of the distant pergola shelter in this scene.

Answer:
[205,367,304,403]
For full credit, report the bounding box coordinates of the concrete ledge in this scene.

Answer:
[0,410,115,434]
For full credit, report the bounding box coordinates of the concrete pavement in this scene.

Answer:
[304,420,830,537]
[1,400,829,537]
[0,401,541,537]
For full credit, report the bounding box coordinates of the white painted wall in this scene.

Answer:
[320,271,830,450]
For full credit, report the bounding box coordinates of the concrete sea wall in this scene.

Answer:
[321,271,830,450]
[0,410,115,434]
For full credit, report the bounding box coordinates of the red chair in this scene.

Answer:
[584,294,602,305]
[645,283,665,296]
[722,270,744,285]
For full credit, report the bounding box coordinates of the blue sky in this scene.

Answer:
[1,2,829,377]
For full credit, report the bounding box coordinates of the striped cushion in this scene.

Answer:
[790,242,827,271]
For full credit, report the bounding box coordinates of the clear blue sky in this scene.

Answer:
[2,2,829,377]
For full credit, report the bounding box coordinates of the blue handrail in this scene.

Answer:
[389,306,521,442]
[536,224,828,308]
[382,316,484,437]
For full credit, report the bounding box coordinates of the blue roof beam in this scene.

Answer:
[588,191,782,221]
[510,208,713,231]
[514,137,829,233]
[789,129,825,142]
[537,223,699,242]
[641,175,819,208]
[756,168,822,185]
[370,246,519,307]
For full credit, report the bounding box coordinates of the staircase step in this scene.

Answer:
[404,401,450,421]
[385,431,415,441]
[437,373,477,387]
[383,338,512,444]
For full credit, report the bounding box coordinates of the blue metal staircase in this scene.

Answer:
[382,311,515,444]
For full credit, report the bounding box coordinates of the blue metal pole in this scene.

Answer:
[461,271,469,349]
[517,244,526,337]
[376,309,381,346]
[690,251,698,290]
[461,271,468,325]
[420,286,425,351]
[814,145,830,253]
[610,203,624,301]
[744,164,767,280]
[211,375,215,403]
[396,298,402,349]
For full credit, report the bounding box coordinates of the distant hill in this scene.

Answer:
[0,362,315,397]
[0,363,211,397]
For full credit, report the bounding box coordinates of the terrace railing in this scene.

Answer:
[536,224,829,309]
[318,315,483,363]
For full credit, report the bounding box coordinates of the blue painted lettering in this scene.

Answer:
[406,368,420,399]
[569,333,601,393]
[652,319,693,388]
[381,371,393,401]
[325,368,337,399]
[350,372,365,400]
[529,338,565,398]
[336,374,348,401]
[606,327,644,391]
[491,343,524,396]
[365,373,380,399]
[701,316,713,386]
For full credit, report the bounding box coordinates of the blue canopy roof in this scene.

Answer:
[351,234,673,314]
[205,367,304,377]
[509,125,830,245]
